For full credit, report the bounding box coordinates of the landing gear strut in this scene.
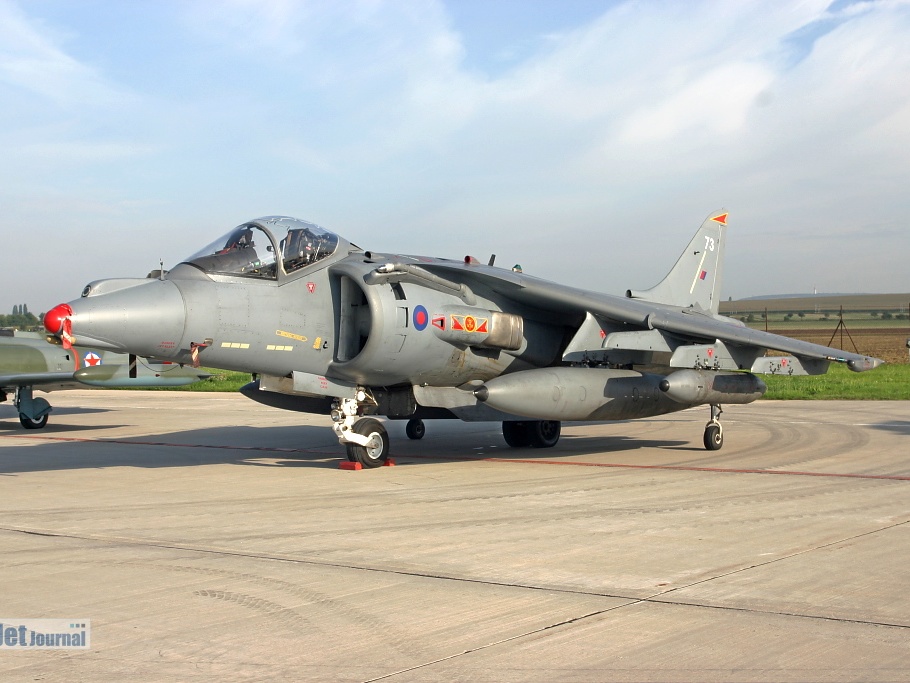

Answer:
[703,404,723,451]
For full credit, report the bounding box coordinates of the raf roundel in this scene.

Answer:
[413,305,429,331]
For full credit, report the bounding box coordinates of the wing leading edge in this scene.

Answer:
[412,212,883,374]
[0,372,79,389]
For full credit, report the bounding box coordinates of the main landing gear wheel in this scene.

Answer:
[502,420,561,448]
[345,418,390,468]
[703,404,724,451]
[528,420,561,448]
[19,413,48,430]
[503,421,531,447]
[405,418,425,440]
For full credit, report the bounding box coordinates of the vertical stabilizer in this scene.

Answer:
[626,211,728,315]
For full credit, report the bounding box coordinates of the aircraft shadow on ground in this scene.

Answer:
[867,420,910,436]
[0,419,696,475]
[0,404,111,424]
[11,412,902,473]
[1,422,128,434]
[0,424,338,474]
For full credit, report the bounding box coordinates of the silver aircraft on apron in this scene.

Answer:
[43,212,883,467]
[1,330,208,429]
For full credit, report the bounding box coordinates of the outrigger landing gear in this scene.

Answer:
[331,394,390,468]
[703,404,723,451]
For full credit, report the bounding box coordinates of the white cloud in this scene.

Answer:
[0,0,124,106]
[1,0,909,312]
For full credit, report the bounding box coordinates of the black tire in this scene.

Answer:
[502,421,531,448]
[704,424,723,451]
[20,413,48,430]
[528,420,561,448]
[345,418,390,467]
[405,418,425,440]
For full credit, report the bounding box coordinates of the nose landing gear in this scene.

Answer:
[331,394,391,468]
[12,386,52,430]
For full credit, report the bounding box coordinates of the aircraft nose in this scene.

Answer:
[44,303,73,336]
[49,278,188,357]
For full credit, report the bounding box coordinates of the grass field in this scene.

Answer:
[763,363,910,400]
[171,368,253,392]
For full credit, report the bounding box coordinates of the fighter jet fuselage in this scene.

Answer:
[43,214,883,466]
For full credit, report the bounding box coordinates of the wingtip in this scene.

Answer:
[846,357,886,372]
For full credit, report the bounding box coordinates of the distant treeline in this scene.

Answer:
[732,310,908,323]
[1,303,43,330]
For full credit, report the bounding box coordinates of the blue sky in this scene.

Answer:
[1,0,908,315]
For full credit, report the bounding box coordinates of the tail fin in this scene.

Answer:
[626,210,728,315]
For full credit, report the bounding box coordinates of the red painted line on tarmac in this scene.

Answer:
[3,433,908,482]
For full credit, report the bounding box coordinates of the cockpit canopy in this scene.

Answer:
[182,216,341,279]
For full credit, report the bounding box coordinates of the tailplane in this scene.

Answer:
[626,210,728,315]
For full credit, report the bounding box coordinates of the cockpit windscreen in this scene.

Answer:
[270,217,339,274]
[183,224,279,278]
[181,217,340,278]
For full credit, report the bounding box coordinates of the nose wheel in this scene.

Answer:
[331,395,390,468]
[703,404,723,451]
[14,387,52,431]
[344,418,390,468]
[20,413,49,430]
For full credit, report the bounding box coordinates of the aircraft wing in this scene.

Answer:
[1,366,210,391]
[0,372,80,390]
[411,261,883,374]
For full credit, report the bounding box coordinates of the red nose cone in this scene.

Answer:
[44,303,73,335]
